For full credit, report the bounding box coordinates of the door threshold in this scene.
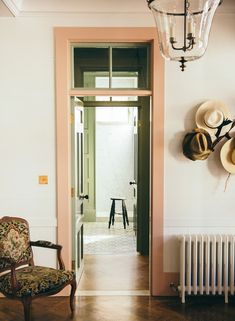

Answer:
[76,290,150,296]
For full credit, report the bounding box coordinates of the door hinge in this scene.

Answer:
[71,187,75,198]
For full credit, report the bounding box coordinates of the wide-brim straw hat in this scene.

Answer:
[220,137,235,174]
[195,100,232,138]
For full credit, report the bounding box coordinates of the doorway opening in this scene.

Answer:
[55,27,166,296]
[71,95,151,293]
[84,104,138,256]
[70,42,152,294]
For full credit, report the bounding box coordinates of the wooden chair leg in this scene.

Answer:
[70,278,77,314]
[22,297,31,321]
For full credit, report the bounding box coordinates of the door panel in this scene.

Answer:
[136,97,150,255]
[71,98,85,282]
[83,107,96,222]
[130,107,138,234]
[129,98,150,255]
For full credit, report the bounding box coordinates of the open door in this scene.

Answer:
[71,98,87,281]
[129,107,138,234]
[83,107,96,222]
[137,97,150,255]
[130,97,150,255]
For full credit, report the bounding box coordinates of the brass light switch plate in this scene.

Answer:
[39,175,48,184]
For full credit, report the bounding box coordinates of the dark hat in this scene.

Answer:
[182,128,213,161]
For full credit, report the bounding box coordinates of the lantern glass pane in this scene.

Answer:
[149,0,220,62]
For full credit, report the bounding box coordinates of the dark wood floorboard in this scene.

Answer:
[78,254,149,291]
[1,296,235,321]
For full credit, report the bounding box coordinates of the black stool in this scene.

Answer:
[108,197,129,229]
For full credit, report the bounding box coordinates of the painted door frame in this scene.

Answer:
[55,27,178,296]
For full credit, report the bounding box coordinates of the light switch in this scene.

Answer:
[39,175,48,184]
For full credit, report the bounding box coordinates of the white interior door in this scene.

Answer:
[71,98,87,281]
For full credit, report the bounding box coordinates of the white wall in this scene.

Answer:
[164,13,235,273]
[0,13,152,266]
[0,19,57,266]
[0,7,234,272]
[96,119,134,218]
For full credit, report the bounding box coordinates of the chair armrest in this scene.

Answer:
[30,240,65,270]
[30,240,62,250]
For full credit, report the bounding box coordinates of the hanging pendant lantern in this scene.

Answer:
[147,0,222,71]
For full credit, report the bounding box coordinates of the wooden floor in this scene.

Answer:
[1,254,235,320]
[1,296,235,321]
[78,254,149,291]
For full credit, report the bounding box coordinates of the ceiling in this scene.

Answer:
[0,0,234,17]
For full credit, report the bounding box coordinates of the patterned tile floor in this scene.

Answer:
[84,221,136,255]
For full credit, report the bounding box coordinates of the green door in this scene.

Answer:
[136,97,150,255]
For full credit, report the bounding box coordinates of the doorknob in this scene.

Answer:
[129,181,137,185]
[79,194,89,200]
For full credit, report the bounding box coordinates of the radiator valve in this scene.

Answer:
[169,283,179,292]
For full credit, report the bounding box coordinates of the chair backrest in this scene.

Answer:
[0,216,33,271]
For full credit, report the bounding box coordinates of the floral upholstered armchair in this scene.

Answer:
[0,216,77,321]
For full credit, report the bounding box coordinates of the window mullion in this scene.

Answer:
[109,46,112,101]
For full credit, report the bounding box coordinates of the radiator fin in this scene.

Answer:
[178,234,235,303]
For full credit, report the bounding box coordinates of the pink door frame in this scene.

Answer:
[54,27,178,296]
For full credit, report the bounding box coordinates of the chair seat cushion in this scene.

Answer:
[0,266,75,297]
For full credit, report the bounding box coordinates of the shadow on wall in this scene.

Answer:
[168,103,202,161]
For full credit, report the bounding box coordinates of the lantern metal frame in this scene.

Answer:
[146,0,223,71]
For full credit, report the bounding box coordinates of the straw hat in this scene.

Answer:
[195,100,232,138]
[182,128,213,161]
[220,137,235,174]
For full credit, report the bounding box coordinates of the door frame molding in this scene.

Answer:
[54,27,178,295]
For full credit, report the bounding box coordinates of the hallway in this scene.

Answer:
[83,222,136,255]
[78,254,149,292]
[78,212,149,294]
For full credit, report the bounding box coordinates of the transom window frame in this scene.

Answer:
[71,42,150,90]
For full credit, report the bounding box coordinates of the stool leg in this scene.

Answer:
[122,200,129,227]
[122,200,127,229]
[112,200,115,226]
[108,200,115,228]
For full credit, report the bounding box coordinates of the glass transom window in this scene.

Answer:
[72,44,150,89]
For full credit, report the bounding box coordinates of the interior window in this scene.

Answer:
[72,44,150,89]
